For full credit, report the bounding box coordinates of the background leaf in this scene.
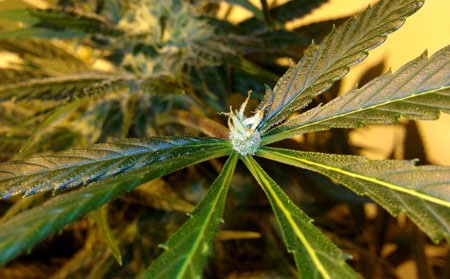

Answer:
[0,137,232,264]
[264,45,450,144]
[258,0,424,131]
[141,152,238,279]
[258,146,450,242]
[0,73,132,101]
[243,155,360,279]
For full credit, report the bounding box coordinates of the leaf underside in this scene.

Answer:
[141,152,239,279]
[258,0,424,131]
[0,137,232,264]
[243,155,360,279]
[0,137,229,198]
[258,147,450,243]
[264,45,450,143]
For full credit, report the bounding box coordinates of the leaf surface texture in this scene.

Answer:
[0,137,229,198]
[258,0,423,131]
[0,137,231,264]
[142,153,238,279]
[264,45,450,143]
[258,147,450,242]
[243,156,360,279]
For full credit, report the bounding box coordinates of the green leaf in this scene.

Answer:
[93,205,122,266]
[17,97,86,156]
[0,9,40,26]
[257,146,450,242]
[141,152,239,279]
[0,137,232,264]
[264,45,450,144]
[0,39,88,73]
[224,0,264,21]
[28,9,123,36]
[258,0,424,131]
[242,156,360,279]
[0,73,132,101]
[0,137,229,198]
[237,0,327,33]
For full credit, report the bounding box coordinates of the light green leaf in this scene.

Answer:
[242,156,360,279]
[257,146,450,242]
[258,0,423,131]
[263,45,450,144]
[141,152,239,279]
[0,137,232,264]
[0,137,229,198]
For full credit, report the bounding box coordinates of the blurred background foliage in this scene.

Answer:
[0,0,448,278]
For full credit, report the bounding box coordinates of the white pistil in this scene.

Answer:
[225,92,266,156]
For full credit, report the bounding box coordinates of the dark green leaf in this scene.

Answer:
[141,152,238,278]
[258,146,450,242]
[242,155,360,279]
[0,137,232,264]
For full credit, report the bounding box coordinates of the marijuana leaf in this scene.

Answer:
[141,153,238,279]
[0,137,229,198]
[258,147,450,242]
[258,0,423,131]
[264,45,450,144]
[243,156,360,279]
[0,73,132,101]
[0,137,231,264]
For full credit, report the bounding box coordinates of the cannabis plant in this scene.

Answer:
[0,0,449,278]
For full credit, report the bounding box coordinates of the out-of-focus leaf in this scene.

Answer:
[141,152,238,279]
[0,73,131,101]
[242,155,360,279]
[223,0,264,20]
[258,0,423,131]
[237,0,327,33]
[258,146,450,242]
[93,205,122,266]
[0,137,232,264]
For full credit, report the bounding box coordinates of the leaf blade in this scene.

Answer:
[242,155,360,279]
[264,45,450,143]
[0,137,229,198]
[0,137,232,264]
[257,146,450,242]
[258,0,424,131]
[0,73,132,101]
[141,152,238,279]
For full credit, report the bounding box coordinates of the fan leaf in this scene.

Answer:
[0,137,232,264]
[257,147,450,242]
[264,45,450,144]
[0,73,132,101]
[242,156,360,279]
[258,0,424,131]
[0,137,230,198]
[141,152,238,279]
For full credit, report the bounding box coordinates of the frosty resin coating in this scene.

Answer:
[225,92,266,156]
